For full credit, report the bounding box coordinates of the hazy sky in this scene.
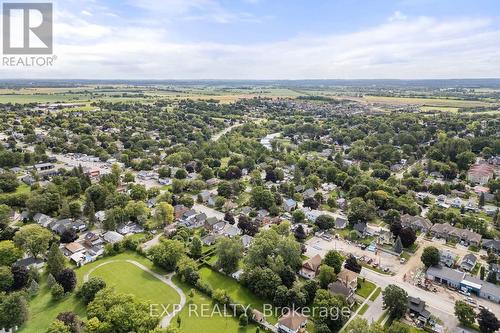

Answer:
[2,0,500,79]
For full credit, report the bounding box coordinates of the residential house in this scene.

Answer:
[303,188,315,199]
[353,222,367,237]
[283,198,297,212]
[460,254,477,272]
[103,231,124,244]
[408,296,431,324]
[33,213,55,228]
[430,223,482,247]
[174,205,189,220]
[450,197,463,208]
[117,222,144,235]
[252,309,266,324]
[328,281,355,305]
[63,242,85,256]
[201,234,218,246]
[401,214,433,233]
[13,257,45,270]
[482,239,500,254]
[467,163,496,185]
[84,232,103,247]
[222,223,242,238]
[334,216,348,229]
[241,235,253,249]
[299,254,322,279]
[489,263,500,282]
[440,250,457,267]
[204,217,219,231]
[336,198,347,210]
[277,311,308,333]
[304,209,322,223]
[337,269,359,291]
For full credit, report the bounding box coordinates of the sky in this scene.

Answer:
[1,0,500,79]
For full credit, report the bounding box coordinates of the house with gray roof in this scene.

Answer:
[430,223,482,246]
[401,214,433,233]
[482,239,500,254]
[460,254,477,272]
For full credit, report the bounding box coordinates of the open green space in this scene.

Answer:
[198,266,278,324]
[19,252,170,333]
[356,278,377,299]
[358,303,369,315]
[89,261,180,305]
[172,275,259,333]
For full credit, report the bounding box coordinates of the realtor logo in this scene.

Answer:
[2,2,53,54]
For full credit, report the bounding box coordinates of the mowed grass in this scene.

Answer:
[89,261,180,305]
[19,252,174,333]
[171,276,259,333]
[198,266,278,324]
[355,278,377,299]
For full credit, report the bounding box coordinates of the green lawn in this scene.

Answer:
[198,266,278,324]
[19,252,172,333]
[356,278,377,299]
[15,183,32,194]
[358,303,369,315]
[172,276,259,333]
[369,287,381,301]
[89,261,180,305]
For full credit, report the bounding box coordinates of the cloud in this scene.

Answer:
[388,11,407,22]
[2,11,500,79]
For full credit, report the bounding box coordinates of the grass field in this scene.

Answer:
[363,95,492,108]
[88,261,180,305]
[171,276,259,333]
[369,287,381,301]
[198,266,278,324]
[358,303,369,316]
[19,252,172,333]
[356,278,377,299]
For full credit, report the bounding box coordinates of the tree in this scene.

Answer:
[149,239,185,271]
[0,291,29,329]
[294,224,307,241]
[47,243,66,277]
[421,246,440,267]
[0,266,13,291]
[216,237,243,273]
[316,215,335,230]
[11,265,29,290]
[387,321,410,333]
[239,313,248,327]
[250,186,274,210]
[176,256,199,285]
[51,283,65,300]
[0,240,22,266]
[399,227,416,248]
[313,289,349,332]
[77,277,106,304]
[292,210,305,224]
[324,250,344,274]
[46,319,71,333]
[129,184,147,201]
[479,192,485,207]
[241,267,281,300]
[56,268,77,293]
[189,236,202,258]
[13,224,52,258]
[303,197,319,209]
[0,172,19,193]
[60,229,78,243]
[86,288,159,332]
[382,285,408,319]
[154,202,174,225]
[217,181,232,198]
[393,236,403,254]
[345,317,370,333]
[56,311,84,333]
[478,309,499,333]
[344,256,361,273]
[317,265,336,289]
[348,198,376,225]
[454,300,476,327]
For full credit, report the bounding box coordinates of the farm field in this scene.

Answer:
[363,95,493,108]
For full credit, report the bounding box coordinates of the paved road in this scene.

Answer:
[340,287,380,332]
[211,123,243,141]
[361,289,384,323]
[83,259,186,328]
[142,233,162,251]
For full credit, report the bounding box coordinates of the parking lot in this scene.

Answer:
[304,236,401,272]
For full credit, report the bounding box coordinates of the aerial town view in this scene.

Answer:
[0,1,499,333]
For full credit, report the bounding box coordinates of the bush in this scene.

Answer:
[77,277,106,304]
[51,283,65,300]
